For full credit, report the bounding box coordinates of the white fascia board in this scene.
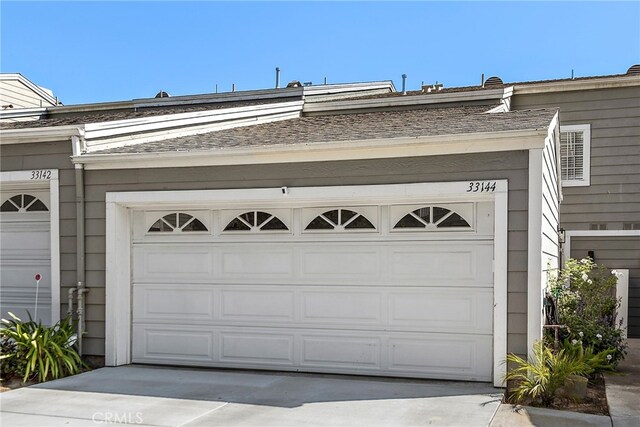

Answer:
[513,75,640,95]
[76,128,548,170]
[0,125,84,144]
[83,101,303,140]
[85,111,300,153]
[303,88,505,113]
[303,81,394,96]
[0,107,47,120]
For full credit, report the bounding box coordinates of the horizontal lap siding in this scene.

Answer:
[2,143,531,357]
[512,86,640,231]
[570,237,640,338]
[0,80,55,108]
[0,142,105,351]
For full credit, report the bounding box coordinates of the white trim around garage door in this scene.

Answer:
[0,169,60,324]
[105,180,509,386]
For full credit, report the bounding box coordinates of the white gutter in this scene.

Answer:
[0,125,85,144]
[74,127,549,170]
[303,87,505,113]
[0,107,48,121]
[513,75,640,94]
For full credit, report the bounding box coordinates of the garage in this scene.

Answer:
[0,189,52,324]
[106,181,508,383]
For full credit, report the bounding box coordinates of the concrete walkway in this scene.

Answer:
[605,338,640,427]
[0,365,502,426]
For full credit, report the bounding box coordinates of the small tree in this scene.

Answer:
[548,258,627,365]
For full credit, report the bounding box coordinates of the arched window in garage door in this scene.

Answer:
[305,208,375,231]
[148,213,208,233]
[394,206,471,230]
[224,211,289,232]
[0,194,48,212]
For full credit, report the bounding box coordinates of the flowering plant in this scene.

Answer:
[548,258,627,365]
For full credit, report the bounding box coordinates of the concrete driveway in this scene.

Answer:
[0,365,502,427]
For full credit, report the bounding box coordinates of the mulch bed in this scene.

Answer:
[504,374,609,416]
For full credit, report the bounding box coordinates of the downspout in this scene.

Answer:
[71,135,88,355]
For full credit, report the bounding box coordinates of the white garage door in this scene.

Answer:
[131,201,495,381]
[0,191,52,324]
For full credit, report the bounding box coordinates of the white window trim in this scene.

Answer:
[0,170,60,324]
[560,124,590,187]
[105,180,509,387]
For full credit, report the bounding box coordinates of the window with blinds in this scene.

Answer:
[559,124,591,186]
[561,130,584,180]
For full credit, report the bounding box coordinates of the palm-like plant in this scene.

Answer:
[1,313,84,383]
[504,341,590,405]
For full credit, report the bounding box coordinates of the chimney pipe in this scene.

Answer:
[481,73,485,87]
[232,83,235,92]
[276,67,281,88]
[401,74,407,95]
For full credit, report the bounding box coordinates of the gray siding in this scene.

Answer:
[512,86,640,231]
[1,142,532,358]
[570,236,640,338]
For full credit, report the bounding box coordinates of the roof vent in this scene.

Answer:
[626,64,640,75]
[155,91,170,98]
[286,80,302,88]
[484,76,503,87]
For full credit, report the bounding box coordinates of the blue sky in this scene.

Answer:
[2,1,639,105]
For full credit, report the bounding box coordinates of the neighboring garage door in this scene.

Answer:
[0,191,51,324]
[131,201,495,381]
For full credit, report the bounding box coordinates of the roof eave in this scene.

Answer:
[74,127,549,170]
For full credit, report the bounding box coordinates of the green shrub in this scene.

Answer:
[504,341,591,406]
[0,313,84,383]
[548,258,627,365]
[561,338,615,376]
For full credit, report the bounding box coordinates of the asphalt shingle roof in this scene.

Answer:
[94,106,558,155]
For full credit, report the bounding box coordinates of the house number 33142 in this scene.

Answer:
[466,181,496,192]
[30,170,52,180]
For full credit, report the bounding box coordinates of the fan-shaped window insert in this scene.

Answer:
[394,206,470,230]
[0,194,48,212]
[148,213,208,233]
[224,211,289,232]
[305,209,375,231]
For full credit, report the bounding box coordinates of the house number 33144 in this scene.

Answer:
[466,181,496,192]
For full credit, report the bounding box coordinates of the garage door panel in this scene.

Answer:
[301,335,381,368]
[220,332,294,365]
[388,288,493,334]
[134,328,214,362]
[301,248,381,279]
[134,246,213,281]
[301,291,382,324]
[389,243,493,284]
[133,286,215,321]
[388,335,492,381]
[220,289,295,321]
[220,248,294,278]
[132,325,492,381]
